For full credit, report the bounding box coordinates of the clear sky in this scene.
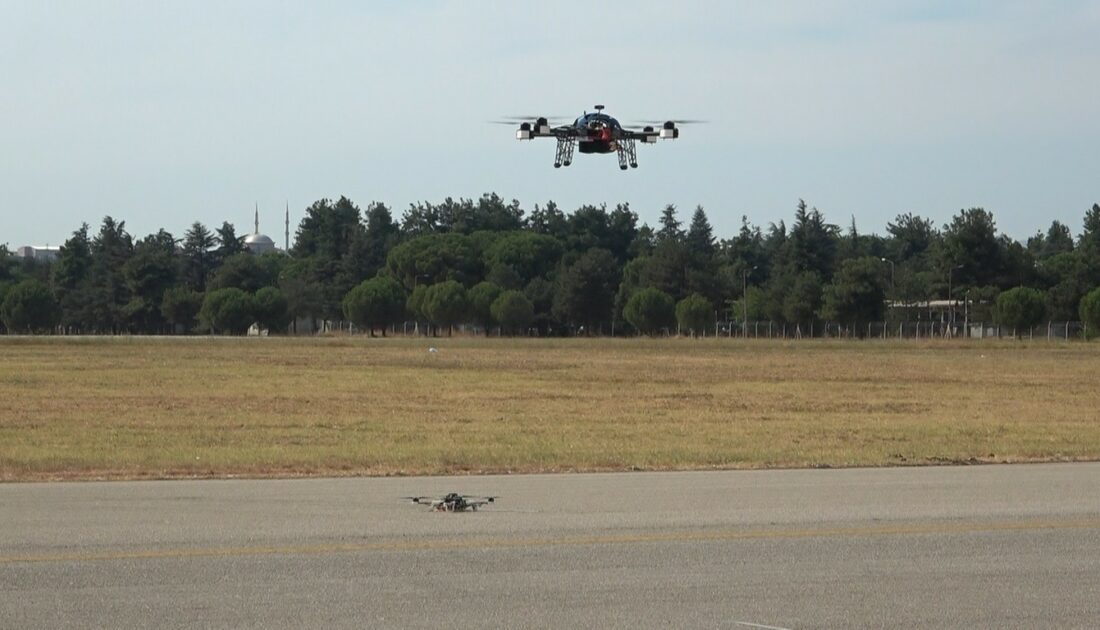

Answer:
[2,0,1098,248]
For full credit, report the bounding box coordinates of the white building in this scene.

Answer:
[16,245,61,262]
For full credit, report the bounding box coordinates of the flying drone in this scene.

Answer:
[497,105,701,170]
[403,493,498,512]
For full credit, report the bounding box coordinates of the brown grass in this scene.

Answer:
[2,336,1099,480]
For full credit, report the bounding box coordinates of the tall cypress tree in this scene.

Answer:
[88,217,133,333]
[657,204,683,243]
[51,223,94,331]
[686,206,716,258]
[181,222,217,291]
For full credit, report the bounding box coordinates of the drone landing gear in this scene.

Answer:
[617,139,638,170]
[554,137,575,168]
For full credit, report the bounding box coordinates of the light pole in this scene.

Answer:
[880,258,896,324]
[964,289,970,337]
[742,265,758,338]
[880,257,895,288]
[948,264,963,329]
[412,274,431,335]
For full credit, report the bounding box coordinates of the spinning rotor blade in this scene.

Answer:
[489,115,569,125]
[629,119,708,125]
[503,114,568,120]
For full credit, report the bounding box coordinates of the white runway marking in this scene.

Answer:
[733,622,793,630]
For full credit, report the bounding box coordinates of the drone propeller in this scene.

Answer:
[629,119,708,126]
[489,115,569,125]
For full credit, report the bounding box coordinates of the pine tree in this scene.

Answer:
[657,204,683,243]
[51,223,94,331]
[215,221,245,262]
[181,222,217,291]
[1081,203,1100,250]
[88,217,134,332]
[686,206,716,257]
[363,202,400,274]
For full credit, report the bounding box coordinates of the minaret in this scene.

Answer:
[285,201,290,253]
[254,202,260,234]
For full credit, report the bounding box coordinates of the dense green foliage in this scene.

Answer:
[253,286,291,334]
[553,248,619,333]
[467,281,503,333]
[1079,287,1100,338]
[199,288,254,335]
[4,197,1100,336]
[161,286,202,332]
[491,290,534,335]
[675,294,713,337]
[820,257,889,332]
[422,280,468,334]
[624,288,675,335]
[1,279,60,333]
[995,287,1047,336]
[341,277,404,336]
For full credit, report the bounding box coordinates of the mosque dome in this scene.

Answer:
[244,205,279,254]
[244,232,276,254]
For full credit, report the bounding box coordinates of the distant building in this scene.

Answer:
[244,204,290,256]
[244,232,276,255]
[15,245,61,262]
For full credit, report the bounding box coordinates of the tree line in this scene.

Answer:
[3,194,1100,337]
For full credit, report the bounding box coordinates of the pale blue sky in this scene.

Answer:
[2,0,1098,247]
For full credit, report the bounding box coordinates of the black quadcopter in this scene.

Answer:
[403,493,498,512]
[498,105,701,170]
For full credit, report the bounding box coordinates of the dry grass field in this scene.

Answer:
[1,336,1099,480]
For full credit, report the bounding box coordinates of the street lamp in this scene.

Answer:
[948,264,963,328]
[964,289,971,337]
[742,265,758,338]
[412,274,432,335]
[880,258,896,330]
[880,257,895,288]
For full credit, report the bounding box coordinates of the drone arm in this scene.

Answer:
[518,124,580,141]
[621,129,659,144]
[517,117,567,140]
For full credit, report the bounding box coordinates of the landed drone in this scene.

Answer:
[404,493,498,512]
[498,105,700,170]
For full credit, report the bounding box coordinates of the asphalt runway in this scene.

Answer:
[2,463,1099,629]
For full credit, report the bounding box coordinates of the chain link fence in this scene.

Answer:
[716,320,1089,340]
[308,319,1090,340]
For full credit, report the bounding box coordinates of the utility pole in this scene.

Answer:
[742,265,758,338]
[964,289,970,338]
[881,257,896,329]
[948,264,963,332]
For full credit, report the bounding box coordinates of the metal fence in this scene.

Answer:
[717,320,1089,340]
[310,319,1090,340]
